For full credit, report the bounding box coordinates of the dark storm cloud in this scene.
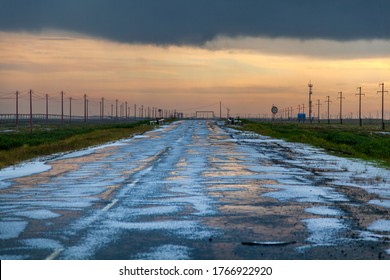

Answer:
[0,0,389,45]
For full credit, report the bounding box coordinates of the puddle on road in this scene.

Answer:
[135,244,192,260]
[10,148,114,185]
[13,209,61,220]
[368,220,390,232]
[203,170,254,177]
[305,206,345,216]
[105,220,214,240]
[0,134,164,259]
[369,199,390,209]
[262,184,349,203]
[302,218,348,246]
[176,158,188,168]
[0,220,28,239]
[2,120,390,259]
[221,125,390,258]
[21,238,63,250]
[0,162,52,189]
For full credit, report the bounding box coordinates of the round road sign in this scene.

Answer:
[271,106,278,114]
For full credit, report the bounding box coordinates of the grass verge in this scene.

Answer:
[0,121,153,169]
[239,120,390,168]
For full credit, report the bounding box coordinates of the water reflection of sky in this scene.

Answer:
[0,121,390,259]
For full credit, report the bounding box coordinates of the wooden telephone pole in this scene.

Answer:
[29,89,33,133]
[15,91,19,128]
[337,91,345,124]
[316,99,321,123]
[308,82,313,123]
[378,83,388,130]
[60,91,64,124]
[325,96,332,124]
[356,87,364,126]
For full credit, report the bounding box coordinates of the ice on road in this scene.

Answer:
[0,120,390,259]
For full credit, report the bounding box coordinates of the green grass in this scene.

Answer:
[240,120,390,168]
[0,121,153,168]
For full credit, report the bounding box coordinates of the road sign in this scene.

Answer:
[271,106,278,114]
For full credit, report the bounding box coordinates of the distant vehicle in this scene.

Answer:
[149,118,165,125]
[226,117,242,125]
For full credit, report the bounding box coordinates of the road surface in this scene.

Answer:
[1,120,390,259]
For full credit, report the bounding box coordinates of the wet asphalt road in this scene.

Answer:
[1,120,390,260]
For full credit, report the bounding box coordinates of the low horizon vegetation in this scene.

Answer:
[0,121,153,169]
[240,120,390,168]
[1,119,389,170]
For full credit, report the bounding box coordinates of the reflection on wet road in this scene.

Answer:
[1,120,390,259]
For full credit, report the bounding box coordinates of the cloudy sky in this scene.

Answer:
[1,0,390,118]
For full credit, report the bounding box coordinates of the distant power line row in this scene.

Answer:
[292,82,388,130]
[0,89,183,133]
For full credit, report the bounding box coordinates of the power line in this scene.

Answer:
[29,89,33,133]
[178,102,220,112]
[356,87,365,127]
[308,81,313,124]
[60,91,65,124]
[16,91,19,128]
[325,96,332,124]
[0,92,15,97]
[316,99,321,123]
[337,91,345,124]
[378,83,388,130]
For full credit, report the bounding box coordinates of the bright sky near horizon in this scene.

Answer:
[1,1,390,118]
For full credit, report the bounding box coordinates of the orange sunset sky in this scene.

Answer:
[1,1,390,119]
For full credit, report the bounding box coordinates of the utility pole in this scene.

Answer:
[29,89,33,133]
[15,91,19,128]
[356,87,365,127]
[308,81,313,123]
[125,101,128,119]
[86,99,89,121]
[101,98,104,120]
[337,91,345,124]
[134,104,137,118]
[60,91,64,124]
[316,99,321,123]
[46,94,49,122]
[325,96,332,124]
[111,104,113,118]
[69,97,72,123]
[220,101,222,119]
[84,94,87,123]
[302,104,305,114]
[100,101,102,120]
[116,99,118,119]
[297,104,301,114]
[378,83,388,130]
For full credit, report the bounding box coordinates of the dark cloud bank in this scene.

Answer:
[1,0,389,45]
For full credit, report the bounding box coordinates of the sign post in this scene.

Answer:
[271,106,278,122]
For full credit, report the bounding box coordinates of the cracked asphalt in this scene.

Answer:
[1,120,390,259]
